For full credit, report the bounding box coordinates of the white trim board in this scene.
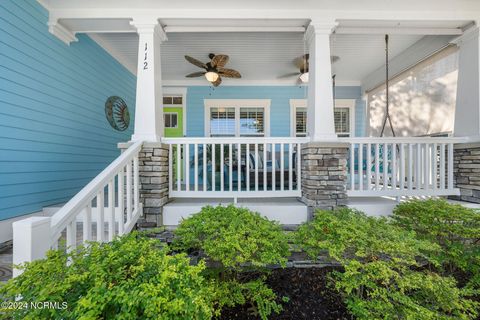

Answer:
[204,99,271,137]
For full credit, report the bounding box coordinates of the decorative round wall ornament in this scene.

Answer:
[105,96,130,131]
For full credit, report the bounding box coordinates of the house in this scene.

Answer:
[2,0,480,274]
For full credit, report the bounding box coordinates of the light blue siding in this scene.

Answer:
[185,85,365,137]
[0,0,136,220]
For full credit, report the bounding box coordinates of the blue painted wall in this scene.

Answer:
[185,85,365,137]
[0,0,136,220]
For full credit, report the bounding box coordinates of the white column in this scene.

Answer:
[306,20,337,141]
[12,217,51,277]
[130,19,167,142]
[452,26,480,138]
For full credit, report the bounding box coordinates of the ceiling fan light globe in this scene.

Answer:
[300,72,309,83]
[205,71,219,82]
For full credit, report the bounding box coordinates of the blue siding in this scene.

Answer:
[185,85,365,137]
[0,0,136,220]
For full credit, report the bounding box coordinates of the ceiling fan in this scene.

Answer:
[279,54,340,83]
[184,53,241,87]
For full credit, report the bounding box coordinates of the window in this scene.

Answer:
[164,113,178,128]
[240,107,264,136]
[334,107,350,137]
[295,107,307,137]
[367,46,458,137]
[163,95,183,105]
[290,99,355,137]
[210,107,236,136]
[204,99,271,137]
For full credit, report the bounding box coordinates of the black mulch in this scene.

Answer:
[219,267,351,320]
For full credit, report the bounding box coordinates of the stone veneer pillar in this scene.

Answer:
[119,142,169,226]
[451,143,480,203]
[300,142,349,218]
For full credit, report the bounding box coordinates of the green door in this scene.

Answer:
[163,107,183,137]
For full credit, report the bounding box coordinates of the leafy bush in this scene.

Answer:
[173,205,290,319]
[295,208,478,320]
[0,233,215,320]
[393,199,480,289]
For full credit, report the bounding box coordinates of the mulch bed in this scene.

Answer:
[219,267,350,320]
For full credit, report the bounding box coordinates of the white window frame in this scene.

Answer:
[204,99,271,137]
[163,87,187,136]
[163,112,179,129]
[290,99,356,137]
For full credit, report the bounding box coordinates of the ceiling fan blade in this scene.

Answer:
[217,68,241,78]
[278,72,301,79]
[211,54,229,68]
[212,76,222,87]
[185,71,206,78]
[293,54,309,71]
[185,55,207,69]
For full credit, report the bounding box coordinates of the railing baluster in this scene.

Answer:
[383,143,388,190]
[194,143,198,192]
[246,143,250,191]
[185,143,190,192]
[169,144,173,193]
[229,143,233,192]
[288,143,293,191]
[408,143,413,190]
[264,143,267,191]
[255,143,259,191]
[66,219,76,252]
[448,143,454,190]
[237,143,241,192]
[220,143,224,191]
[375,144,380,190]
[440,143,446,190]
[117,170,124,235]
[133,156,139,212]
[212,143,216,192]
[350,143,355,190]
[126,162,132,222]
[358,143,363,191]
[432,143,438,190]
[108,180,115,241]
[272,144,276,191]
[416,143,421,190]
[177,144,181,191]
[400,143,405,190]
[392,143,397,189]
[297,143,301,191]
[366,143,372,190]
[424,143,430,189]
[280,143,284,191]
[83,203,92,243]
[97,190,105,242]
[203,144,207,191]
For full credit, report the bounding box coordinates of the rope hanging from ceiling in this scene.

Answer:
[380,34,396,137]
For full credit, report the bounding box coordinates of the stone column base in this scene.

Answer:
[451,143,480,203]
[119,142,169,226]
[300,142,348,218]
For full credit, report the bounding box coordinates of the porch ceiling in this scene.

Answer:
[89,31,427,85]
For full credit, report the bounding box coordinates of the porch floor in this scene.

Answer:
[163,197,308,227]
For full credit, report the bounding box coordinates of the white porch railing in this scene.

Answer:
[344,137,467,197]
[162,137,309,199]
[12,141,143,277]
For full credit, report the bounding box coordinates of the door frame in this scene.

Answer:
[163,87,187,137]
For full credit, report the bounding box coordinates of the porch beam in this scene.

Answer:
[335,26,463,35]
[306,19,337,141]
[163,26,306,33]
[130,18,167,142]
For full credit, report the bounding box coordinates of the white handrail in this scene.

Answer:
[50,141,143,239]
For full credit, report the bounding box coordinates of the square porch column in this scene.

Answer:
[130,19,167,142]
[305,20,337,141]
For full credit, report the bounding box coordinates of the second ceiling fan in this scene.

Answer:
[280,54,340,83]
[185,53,241,87]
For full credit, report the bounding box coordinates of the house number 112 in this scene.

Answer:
[143,42,148,70]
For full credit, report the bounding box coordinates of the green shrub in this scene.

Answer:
[173,205,290,319]
[295,208,478,320]
[0,233,215,320]
[392,199,480,289]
